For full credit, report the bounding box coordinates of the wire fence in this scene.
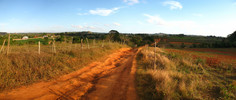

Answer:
[0,40,115,55]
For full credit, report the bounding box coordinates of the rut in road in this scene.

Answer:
[0,48,139,100]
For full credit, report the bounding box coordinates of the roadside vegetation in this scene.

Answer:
[136,47,236,100]
[0,41,127,92]
[1,30,236,96]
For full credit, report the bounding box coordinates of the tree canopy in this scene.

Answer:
[108,30,121,42]
[227,31,236,42]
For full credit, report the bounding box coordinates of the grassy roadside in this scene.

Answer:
[0,42,127,92]
[136,52,160,100]
[136,47,236,100]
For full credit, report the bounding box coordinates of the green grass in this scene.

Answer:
[0,42,127,92]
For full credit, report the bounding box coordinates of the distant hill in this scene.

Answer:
[0,32,7,35]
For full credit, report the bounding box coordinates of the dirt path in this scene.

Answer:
[0,48,140,100]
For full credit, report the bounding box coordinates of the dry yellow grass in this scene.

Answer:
[136,47,236,100]
[0,42,127,92]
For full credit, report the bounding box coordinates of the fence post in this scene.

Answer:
[102,40,104,48]
[52,38,56,53]
[0,39,6,54]
[7,34,10,55]
[86,38,89,49]
[54,38,56,53]
[38,41,40,54]
[154,42,157,70]
[81,39,83,50]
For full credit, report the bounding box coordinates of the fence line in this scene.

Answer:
[2,40,119,55]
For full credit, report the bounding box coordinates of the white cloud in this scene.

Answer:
[144,14,195,28]
[113,22,121,26]
[123,0,139,5]
[71,25,95,29]
[144,14,167,25]
[163,1,183,10]
[143,14,236,37]
[192,13,203,17]
[89,8,119,16]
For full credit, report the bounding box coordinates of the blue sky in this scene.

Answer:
[0,0,236,37]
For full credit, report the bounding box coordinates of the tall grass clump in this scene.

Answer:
[136,47,236,100]
[0,42,127,92]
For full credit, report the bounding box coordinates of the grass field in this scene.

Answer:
[136,47,236,100]
[0,42,127,92]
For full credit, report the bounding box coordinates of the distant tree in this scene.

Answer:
[227,31,236,42]
[192,44,197,48]
[142,35,154,45]
[131,35,142,46]
[73,37,80,43]
[108,30,121,42]
[178,34,185,37]
[43,37,49,45]
[55,34,65,42]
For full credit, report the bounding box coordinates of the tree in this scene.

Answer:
[56,34,65,42]
[73,37,80,43]
[227,31,236,42]
[108,30,121,42]
[131,35,142,46]
[192,44,197,48]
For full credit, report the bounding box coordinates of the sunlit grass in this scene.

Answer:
[136,47,236,100]
[0,42,127,92]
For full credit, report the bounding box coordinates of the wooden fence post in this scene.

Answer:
[7,34,10,55]
[54,39,56,53]
[0,39,6,53]
[52,38,56,53]
[154,42,157,70]
[81,39,83,50]
[38,41,40,54]
[86,38,89,49]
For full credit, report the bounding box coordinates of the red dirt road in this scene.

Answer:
[0,48,139,100]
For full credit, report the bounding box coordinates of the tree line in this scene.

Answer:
[0,30,235,48]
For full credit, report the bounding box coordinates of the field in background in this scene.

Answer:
[165,48,236,67]
[136,47,236,100]
[0,41,127,92]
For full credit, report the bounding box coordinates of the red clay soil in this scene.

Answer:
[0,48,140,100]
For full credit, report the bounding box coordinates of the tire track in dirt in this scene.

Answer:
[0,48,140,100]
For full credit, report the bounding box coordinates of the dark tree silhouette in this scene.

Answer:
[227,31,236,42]
[108,30,121,42]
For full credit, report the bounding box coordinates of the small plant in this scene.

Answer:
[195,57,205,65]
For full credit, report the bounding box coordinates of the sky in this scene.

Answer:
[0,0,236,37]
